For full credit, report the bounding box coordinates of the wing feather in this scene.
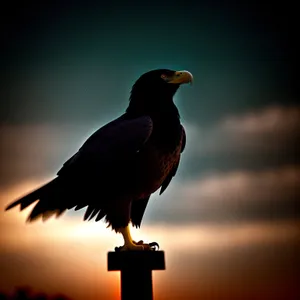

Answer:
[57,114,153,176]
[6,114,154,224]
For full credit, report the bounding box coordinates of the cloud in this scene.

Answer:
[189,105,300,155]
[1,105,299,189]
[182,105,300,175]
[146,165,300,224]
[0,105,299,227]
[0,122,106,188]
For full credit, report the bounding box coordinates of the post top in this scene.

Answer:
[107,251,165,271]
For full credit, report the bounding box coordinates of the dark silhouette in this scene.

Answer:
[5,69,192,250]
[0,287,71,300]
[108,251,165,300]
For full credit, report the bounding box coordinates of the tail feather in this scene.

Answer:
[5,179,57,211]
[83,205,95,221]
[88,208,100,221]
[74,203,88,211]
[5,177,107,223]
[5,189,40,212]
[5,178,62,222]
[26,199,57,222]
[55,208,67,218]
[95,209,106,222]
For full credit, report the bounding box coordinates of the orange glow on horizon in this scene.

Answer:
[1,180,299,300]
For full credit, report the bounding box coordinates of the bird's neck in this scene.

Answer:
[126,94,180,124]
[126,94,181,151]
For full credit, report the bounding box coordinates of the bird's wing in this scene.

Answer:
[159,125,186,195]
[5,115,153,222]
[57,114,153,176]
[130,126,185,227]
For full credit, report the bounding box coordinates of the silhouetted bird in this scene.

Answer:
[5,69,193,251]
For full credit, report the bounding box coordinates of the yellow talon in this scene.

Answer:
[115,226,159,251]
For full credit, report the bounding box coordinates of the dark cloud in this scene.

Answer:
[181,105,300,177]
[1,105,299,226]
[1,105,299,188]
[0,287,71,300]
[144,166,300,225]
[0,123,104,187]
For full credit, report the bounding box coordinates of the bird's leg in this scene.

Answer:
[115,225,159,252]
[119,225,144,251]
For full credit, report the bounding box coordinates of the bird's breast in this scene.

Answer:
[133,128,183,197]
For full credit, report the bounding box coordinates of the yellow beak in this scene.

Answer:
[168,70,193,84]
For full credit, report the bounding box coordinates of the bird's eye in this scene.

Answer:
[161,74,167,79]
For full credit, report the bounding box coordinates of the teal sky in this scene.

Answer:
[1,1,297,126]
[1,0,298,184]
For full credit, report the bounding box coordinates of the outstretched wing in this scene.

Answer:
[57,114,153,176]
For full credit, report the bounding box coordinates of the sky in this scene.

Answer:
[0,1,299,300]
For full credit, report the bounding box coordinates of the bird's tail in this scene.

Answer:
[5,178,67,222]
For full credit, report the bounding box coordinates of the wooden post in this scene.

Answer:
[108,251,165,300]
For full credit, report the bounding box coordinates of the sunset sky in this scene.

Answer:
[0,1,299,300]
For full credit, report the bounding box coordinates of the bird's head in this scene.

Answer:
[127,69,193,115]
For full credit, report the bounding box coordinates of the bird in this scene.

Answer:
[5,69,193,251]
